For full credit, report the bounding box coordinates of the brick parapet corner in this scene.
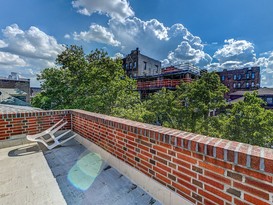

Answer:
[0,110,71,140]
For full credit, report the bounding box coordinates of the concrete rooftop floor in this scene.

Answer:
[0,138,162,205]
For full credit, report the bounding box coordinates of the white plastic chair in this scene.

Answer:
[26,119,76,150]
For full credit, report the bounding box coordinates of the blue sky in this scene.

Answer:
[1,0,273,87]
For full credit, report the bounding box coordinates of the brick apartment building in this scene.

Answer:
[122,48,162,77]
[217,67,260,96]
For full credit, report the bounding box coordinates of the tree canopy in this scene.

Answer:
[32,45,141,116]
[32,45,273,148]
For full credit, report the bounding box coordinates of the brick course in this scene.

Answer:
[1,109,273,205]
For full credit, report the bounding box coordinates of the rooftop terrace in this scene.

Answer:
[1,109,273,205]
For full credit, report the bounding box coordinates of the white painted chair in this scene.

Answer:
[26,119,76,150]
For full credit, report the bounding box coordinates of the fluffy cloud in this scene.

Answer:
[163,41,212,67]
[0,24,65,86]
[70,0,211,67]
[72,0,134,21]
[213,39,256,65]
[0,52,27,66]
[1,24,64,60]
[73,24,121,46]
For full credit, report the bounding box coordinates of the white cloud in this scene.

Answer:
[64,34,71,39]
[0,40,8,48]
[0,51,27,66]
[213,39,256,65]
[107,17,212,66]
[72,0,134,21]
[73,24,121,46]
[1,24,64,60]
[69,0,212,67]
[113,52,124,59]
[0,24,65,86]
[164,41,212,67]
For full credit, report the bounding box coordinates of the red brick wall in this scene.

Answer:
[1,109,273,204]
[71,109,273,205]
[0,110,71,140]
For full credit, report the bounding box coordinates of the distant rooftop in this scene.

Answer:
[0,72,29,82]
[0,104,42,113]
[230,87,273,96]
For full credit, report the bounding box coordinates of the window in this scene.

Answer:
[143,61,147,70]
[266,97,273,105]
[129,62,132,69]
[133,61,137,68]
[221,75,225,81]
[233,83,236,88]
[251,73,255,79]
[246,73,250,79]
[246,82,249,88]
[238,74,241,80]
[233,74,237,80]
[251,82,255,87]
[238,82,241,88]
[126,64,128,69]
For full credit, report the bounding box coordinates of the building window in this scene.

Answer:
[246,73,250,79]
[129,62,132,69]
[238,74,241,80]
[251,73,255,79]
[133,61,137,68]
[126,64,128,69]
[221,76,225,81]
[251,82,255,87]
[238,82,241,88]
[266,97,273,105]
[246,82,249,88]
[233,74,237,80]
[233,83,236,88]
[144,61,147,70]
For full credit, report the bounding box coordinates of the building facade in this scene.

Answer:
[217,67,260,95]
[122,48,162,77]
[136,64,200,98]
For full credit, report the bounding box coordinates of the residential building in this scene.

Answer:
[0,72,31,103]
[136,63,200,97]
[122,48,161,77]
[229,88,273,109]
[217,67,260,98]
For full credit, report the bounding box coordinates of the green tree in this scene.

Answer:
[223,92,273,147]
[174,72,228,134]
[32,45,142,116]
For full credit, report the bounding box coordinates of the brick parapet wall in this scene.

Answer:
[71,109,273,205]
[0,110,71,140]
[1,109,273,204]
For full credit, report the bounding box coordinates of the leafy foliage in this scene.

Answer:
[32,45,142,115]
[32,45,273,147]
[223,92,273,147]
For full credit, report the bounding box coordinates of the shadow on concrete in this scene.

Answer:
[8,144,40,157]
[43,139,161,205]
